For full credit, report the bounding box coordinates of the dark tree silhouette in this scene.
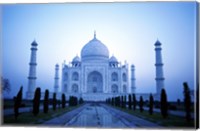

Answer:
[1,77,11,93]
[111,97,114,106]
[43,89,49,113]
[139,96,144,112]
[132,94,137,111]
[14,86,23,120]
[149,93,154,115]
[117,96,121,107]
[62,93,66,108]
[79,97,84,104]
[52,93,57,111]
[196,83,199,128]
[128,94,132,110]
[177,99,181,106]
[183,82,191,122]
[33,87,41,116]
[114,97,117,106]
[120,96,123,108]
[108,98,111,105]
[160,88,168,118]
[58,100,61,108]
[69,96,78,106]
[124,95,127,108]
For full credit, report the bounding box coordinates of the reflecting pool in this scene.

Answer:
[65,103,128,128]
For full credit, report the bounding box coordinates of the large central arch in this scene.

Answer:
[87,71,103,93]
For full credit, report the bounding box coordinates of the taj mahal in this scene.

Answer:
[26,32,165,101]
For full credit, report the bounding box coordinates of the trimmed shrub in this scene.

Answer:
[132,94,137,111]
[139,96,144,112]
[160,88,168,118]
[177,99,181,106]
[79,97,84,104]
[52,93,57,111]
[62,93,66,108]
[43,89,49,113]
[69,96,78,106]
[149,93,154,115]
[128,94,132,110]
[183,82,191,122]
[33,87,41,116]
[14,86,23,119]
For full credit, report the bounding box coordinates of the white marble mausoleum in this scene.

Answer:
[26,32,165,101]
[60,32,134,101]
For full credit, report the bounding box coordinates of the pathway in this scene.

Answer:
[41,103,162,128]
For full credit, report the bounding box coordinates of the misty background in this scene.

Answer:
[2,2,197,101]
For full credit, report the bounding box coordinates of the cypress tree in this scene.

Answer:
[52,93,57,111]
[120,96,123,108]
[132,94,137,111]
[183,82,191,122]
[124,95,127,108]
[177,99,181,106]
[58,100,61,108]
[139,96,144,112]
[160,88,168,118]
[118,96,121,107]
[75,96,78,106]
[149,93,154,115]
[69,96,78,106]
[69,96,71,106]
[114,97,117,106]
[14,86,23,120]
[62,93,66,108]
[108,98,111,105]
[196,84,199,128]
[43,89,49,113]
[128,94,132,110]
[117,96,120,107]
[111,97,114,106]
[33,87,41,116]
[79,97,84,104]
[121,96,124,108]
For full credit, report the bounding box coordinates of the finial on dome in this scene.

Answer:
[94,30,96,39]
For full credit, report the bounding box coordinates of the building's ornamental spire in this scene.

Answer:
[94,30,96,39]
[155,39,161,46]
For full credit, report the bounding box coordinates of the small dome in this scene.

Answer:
[72,56,81,63]
[109,56,118,63]
[31,40,38,46]
[81,32,109,61]
[155,40,161,46]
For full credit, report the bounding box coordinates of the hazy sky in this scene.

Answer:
[2,2,197,101]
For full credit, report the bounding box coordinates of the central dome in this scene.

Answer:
[81,33,109,61]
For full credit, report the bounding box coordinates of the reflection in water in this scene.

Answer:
[65,103,127,128]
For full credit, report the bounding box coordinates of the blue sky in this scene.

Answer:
[1,2,197,101]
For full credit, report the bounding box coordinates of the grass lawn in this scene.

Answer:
[3,99,33,109]
[3,104,83,125]
[111,105,195,128]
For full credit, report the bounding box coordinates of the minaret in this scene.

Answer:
[131,64,136,93]
[155,40,165,96]
[54,64,59,93]
[26,40,38,99]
